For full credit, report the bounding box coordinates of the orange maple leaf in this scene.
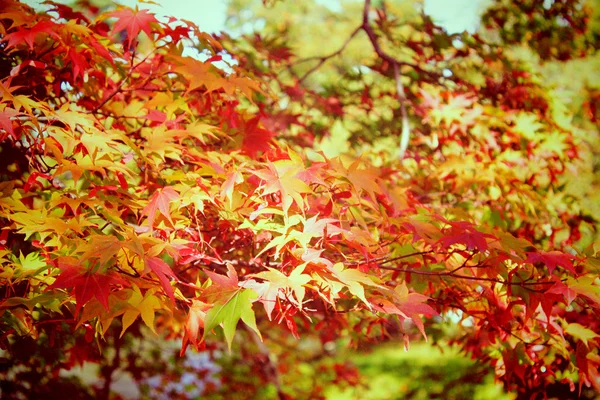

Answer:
[141,186,179,229]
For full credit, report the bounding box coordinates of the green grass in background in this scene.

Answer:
[326,342,514,400]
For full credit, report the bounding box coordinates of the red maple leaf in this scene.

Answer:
[241,117,275,158]
[202,263,240,303]
[49,263,125,315]
[2,21,58,50]
[108,8,158,43]
[162,24,191,43]
[10,60,47,78]
[0,108,20,140]
[526,251,576,274]
[204,263,238,289]
[546,281,578,304]
[48,2,90,23]
[145,256,176,303]
[66,49,89,81]
[438,220,496,253]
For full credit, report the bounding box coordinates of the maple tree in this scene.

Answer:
[0,0,599,399]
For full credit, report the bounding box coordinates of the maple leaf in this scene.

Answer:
[299,216,343,249]
[438,222,496,253]
[202,288,261,351]
[49,263,125,315]
[251,265,311,309]
[9,60,47,78]
[0,107,20,140]
[46,2,90,23]
[526,251,576,274]
[144,256,176,304]
[330,262,381,307]
[253,159,312,215]
[241,116,275,158]
[181,299,211,354]
[78,235,123,267]
[121,287,162,336]
[220,170,244,208]
[77,290,131,335]
[537,130,571,157]
[66,48,89,81]
[371,282,438,341]
[546,281,577,305]
[512,112,544,140]
[108,7,158,42]
[240,278,281,321]
[204,263,239,290]
[229,75,264,100]
[2,20,57,50]
[14,251,47,277]
[566,323,600,347]
[344,159,381,201]
[141,186,179,229]
[172,56,228,93]
[565,276,600,306]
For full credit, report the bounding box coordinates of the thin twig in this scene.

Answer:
[296,25,362,83]
[378,265,555,288]
[92,45,167,113]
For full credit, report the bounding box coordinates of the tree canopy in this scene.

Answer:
[0,0,599,399]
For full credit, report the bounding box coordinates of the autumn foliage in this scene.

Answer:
[0,0,599,398]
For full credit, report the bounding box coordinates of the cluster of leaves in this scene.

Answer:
[0,0,599,398]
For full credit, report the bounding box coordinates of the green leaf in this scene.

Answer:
[16,252,47,276]
[565,322,599,347]
[203,288,261,351]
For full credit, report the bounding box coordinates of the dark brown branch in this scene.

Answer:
[361,0,442,81]
[362,0,416,158]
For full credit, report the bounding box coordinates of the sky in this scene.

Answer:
[24,0,486,35]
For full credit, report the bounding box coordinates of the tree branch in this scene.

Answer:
[378,264,555,290]
[362,0,416,159]
[393,61,410,158]
[295,25,362,83]
[361,0,443,81]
